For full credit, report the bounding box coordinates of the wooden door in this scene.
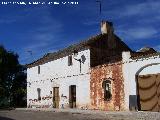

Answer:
[69,85,76,108]
[137,73,160,112]
[53,87,59,108]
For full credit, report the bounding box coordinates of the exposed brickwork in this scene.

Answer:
[90,61,125,111]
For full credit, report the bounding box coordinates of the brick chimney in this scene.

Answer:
[101,21,114,34]
[101,21,116,49]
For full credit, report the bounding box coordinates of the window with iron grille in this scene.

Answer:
[102,80,112,101]
[68,55,73,66]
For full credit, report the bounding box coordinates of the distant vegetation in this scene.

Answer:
[0,45,26,108]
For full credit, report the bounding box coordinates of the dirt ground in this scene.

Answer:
[0,109,160,120]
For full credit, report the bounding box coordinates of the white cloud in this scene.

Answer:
[116,27,158,41]
[103,0,160,19]
[120,3,150,17]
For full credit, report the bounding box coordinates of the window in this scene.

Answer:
[102,80,112,101]
[68,55,73,66]
[38,66,40,74]
[73,50,78,57]
[37,88,41,100]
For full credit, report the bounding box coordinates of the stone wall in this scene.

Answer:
[90,61,125,111]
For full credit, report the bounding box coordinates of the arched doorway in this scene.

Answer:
[135,63,160,112]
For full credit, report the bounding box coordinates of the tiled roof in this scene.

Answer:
[26,34,105,68]
[131,51,160,59]
[26,29,134,68]
[137,47,157,53]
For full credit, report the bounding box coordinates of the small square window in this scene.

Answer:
[68,55,73,66]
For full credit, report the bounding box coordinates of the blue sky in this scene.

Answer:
[0,0,160,64]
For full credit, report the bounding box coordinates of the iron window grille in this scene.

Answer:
[102,80,112,101]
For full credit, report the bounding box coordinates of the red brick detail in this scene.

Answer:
[90,62,125,111]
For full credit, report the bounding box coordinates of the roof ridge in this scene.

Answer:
[26,33,102,67]
[131,52,160,59]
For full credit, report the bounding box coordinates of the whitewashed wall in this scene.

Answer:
[27,49,91,108]
[122,52,160,110]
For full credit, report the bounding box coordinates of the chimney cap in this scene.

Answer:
[101,20,113,26]
[101,20,114,34]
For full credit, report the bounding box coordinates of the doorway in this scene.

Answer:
[53,87,59,108]
[69,85,76,108]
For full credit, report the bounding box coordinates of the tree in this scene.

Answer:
[0,45,26,107]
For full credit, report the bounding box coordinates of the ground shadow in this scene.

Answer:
[0,116,15,120]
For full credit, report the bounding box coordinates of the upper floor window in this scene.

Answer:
[102,80,112,101]
[38,66,40,74]
[73,50,78,57]
[68,55,73,66]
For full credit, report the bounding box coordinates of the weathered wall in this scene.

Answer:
[90,62,125,111]
[90,34,131,67]
[27,49,91,109]
[122,52,160,110]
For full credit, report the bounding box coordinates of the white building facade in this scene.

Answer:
[27,49,91,109]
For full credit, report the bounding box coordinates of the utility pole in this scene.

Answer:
[96,0,102,15]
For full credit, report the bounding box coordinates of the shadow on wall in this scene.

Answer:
[0,116,15,120]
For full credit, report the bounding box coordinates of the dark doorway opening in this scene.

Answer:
[69,85,76,108]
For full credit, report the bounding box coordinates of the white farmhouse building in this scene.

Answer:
[27,21,131,110]
[27,21,160,111]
